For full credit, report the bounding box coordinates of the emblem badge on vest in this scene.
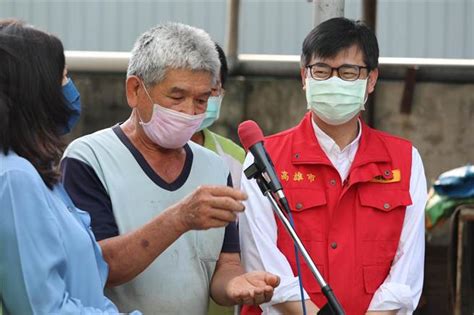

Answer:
[370,169,401,183]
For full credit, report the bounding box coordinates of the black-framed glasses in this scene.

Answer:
[306,63,369,81]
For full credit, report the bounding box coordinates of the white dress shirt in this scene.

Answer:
[239,119,427,315]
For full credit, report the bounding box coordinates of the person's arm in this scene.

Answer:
[239,153,319,314]
[0,169,119,314]
[62,156,248,286]
[367,148,428,314]
[210,252,280,306]
[104,185,249,287]
[61,157,118,241]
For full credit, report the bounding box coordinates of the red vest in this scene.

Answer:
[242,113,412,315]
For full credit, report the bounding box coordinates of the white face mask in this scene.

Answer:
[306,76,368,125]
[138,84,205,149]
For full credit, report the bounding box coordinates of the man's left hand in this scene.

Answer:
[226,271,280,305]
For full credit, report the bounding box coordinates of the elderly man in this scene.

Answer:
[61,23,279,314]
[239,17,427,315]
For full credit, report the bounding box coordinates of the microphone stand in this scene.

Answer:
[244,164,345,315]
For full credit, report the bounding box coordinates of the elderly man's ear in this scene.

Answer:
[126,76,142,109]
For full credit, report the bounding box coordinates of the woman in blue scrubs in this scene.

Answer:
[0,20,138,314]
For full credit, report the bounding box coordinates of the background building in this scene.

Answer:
[0,0,473,58]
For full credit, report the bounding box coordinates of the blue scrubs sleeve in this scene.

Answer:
[0,169,122,314]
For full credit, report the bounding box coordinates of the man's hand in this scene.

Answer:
[226,271,280,305]
[100,185,245,287]
[210,253,280,306]
[172,186,247,232]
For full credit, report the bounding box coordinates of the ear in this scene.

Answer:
[126,76,142,109]
[300,68,307,90]
[367,68,379,94]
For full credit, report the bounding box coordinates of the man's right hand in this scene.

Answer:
[172,185,247,232]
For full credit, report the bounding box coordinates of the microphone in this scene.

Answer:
[238,120,290,212]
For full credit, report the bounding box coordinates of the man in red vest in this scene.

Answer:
[239,17,427,315]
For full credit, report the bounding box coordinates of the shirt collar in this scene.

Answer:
[289,112,392,168]
[202,128,217,152]
[311,117,362,159]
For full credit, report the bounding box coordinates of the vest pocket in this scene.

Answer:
[287,188,327,212]
[358,188,412,212]
[282,239,326,294]
[357,187,411,243]
[285,188,327,241]
[363,265,391,294]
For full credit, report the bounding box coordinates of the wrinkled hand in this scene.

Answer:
[226,271,280,305]
[174,185,247,231]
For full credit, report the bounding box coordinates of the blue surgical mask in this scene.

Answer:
[197,95,223,131]
[60,78,81,134]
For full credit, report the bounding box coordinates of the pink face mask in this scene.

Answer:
[138,84,205,149]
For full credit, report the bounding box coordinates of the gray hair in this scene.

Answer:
[127,22,220,86]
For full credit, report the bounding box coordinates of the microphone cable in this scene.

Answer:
[286,206,308,315]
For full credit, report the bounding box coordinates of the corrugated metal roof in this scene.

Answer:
[0,0,472,58]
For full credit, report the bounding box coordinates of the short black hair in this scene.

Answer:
[215,43,228,89]
[0,19,69,188]
[301,17,379,70]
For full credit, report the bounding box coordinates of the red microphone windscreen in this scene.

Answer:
[238,120,264,152]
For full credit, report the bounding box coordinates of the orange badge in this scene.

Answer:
[281,171,289,181]
[307,173,316,182]
[370,169,401,183]
[293,171,304,182]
